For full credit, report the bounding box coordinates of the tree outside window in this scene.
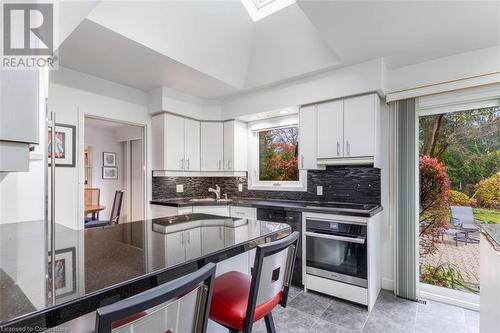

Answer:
[258,126,299,181]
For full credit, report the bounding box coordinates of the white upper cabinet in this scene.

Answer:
[152,113,200,171]
[165,114,185,171]
[184,118,200,171]
[299,105,324,170]
[343,94,376,158]
[201,122,224,171]
[0,70,41,172]
[314,93,380,166]
[223,120,247,172]
[153,114,248,175]
[317,100,344,159]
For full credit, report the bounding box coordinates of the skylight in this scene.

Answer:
[241,0,296,22]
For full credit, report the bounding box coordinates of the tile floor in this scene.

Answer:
[252,287,479,333]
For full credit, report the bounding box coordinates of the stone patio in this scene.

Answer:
[420,231,480,286]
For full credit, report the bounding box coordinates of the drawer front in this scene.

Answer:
[192,206,230,217]
[230,206,257,219]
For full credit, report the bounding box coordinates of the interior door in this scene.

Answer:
[200,122,223,171]
[343,94,375,158]
[165,114,185,170]
[317,99,344,159]
[130,139,145,221]
[184,119,200,171]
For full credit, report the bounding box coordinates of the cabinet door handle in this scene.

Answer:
[180,159,184,169]
[228,160,231,170]
[180,232,184,244]
[187,158,190,170]
[337,141,340,156]
[187,231,190,243]
[218,160,221,170]
[301,155,304,168]
[346,141,350,156]
[219,226,223,239]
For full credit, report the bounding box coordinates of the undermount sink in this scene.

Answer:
[189,198,216,202]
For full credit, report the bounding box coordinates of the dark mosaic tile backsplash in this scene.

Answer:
[152,166,381,205]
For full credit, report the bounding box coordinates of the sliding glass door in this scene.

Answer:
[417,105,499,305]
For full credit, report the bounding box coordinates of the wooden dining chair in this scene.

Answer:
[95,263,216,333]
[84,188,100,220]
[85,190,124,229]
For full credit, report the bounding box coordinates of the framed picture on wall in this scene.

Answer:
[47,247,76,300]
[103,152,116,167]
[102,167,118,179]
[48,124,76,167]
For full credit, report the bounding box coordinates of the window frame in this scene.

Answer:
[247,116,307,192]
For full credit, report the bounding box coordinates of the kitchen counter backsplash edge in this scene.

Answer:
[152,166,381,205]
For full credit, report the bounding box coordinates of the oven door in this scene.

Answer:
[305,223,367,288]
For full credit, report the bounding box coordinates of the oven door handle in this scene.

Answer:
[305,231,366,244]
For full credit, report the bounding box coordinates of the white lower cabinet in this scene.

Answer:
[184,228,201,261]
[165,231,185,266]
[150,204,192,218]
[192,205,230,217]
[229,206,256,219]
[164,228,201,267]
[201,226,225,255]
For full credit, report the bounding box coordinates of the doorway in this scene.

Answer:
[83,117,145,226]
[417,104,499,309]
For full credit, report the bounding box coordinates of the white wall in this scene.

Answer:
[222,58,385,119]
[148,86,222,120]
[49,67,150,230]
[84,125,124,220]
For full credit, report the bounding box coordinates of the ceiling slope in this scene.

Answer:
[245,3,340,88]
[86,1,255,89]
[57,19,239,99]
[297,0,500,69]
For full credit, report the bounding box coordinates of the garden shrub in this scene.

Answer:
[473,173,500,208]
[449,190,475,207]
[420,156,451,226]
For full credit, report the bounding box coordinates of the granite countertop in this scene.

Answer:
[150,197,383,217]
[479,223,500,252]
[0,215,291,330]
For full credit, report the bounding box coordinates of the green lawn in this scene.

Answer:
[474,208,500,224]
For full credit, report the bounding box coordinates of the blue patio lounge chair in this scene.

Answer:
[449,206,480,245]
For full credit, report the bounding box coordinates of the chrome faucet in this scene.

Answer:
[208,184,221,200]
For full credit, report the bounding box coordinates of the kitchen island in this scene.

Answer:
[0,214,291,331]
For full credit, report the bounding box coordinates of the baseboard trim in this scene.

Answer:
[381,278,394,291]
[418,284,479,311]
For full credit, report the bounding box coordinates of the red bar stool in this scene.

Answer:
[209,231,300,333]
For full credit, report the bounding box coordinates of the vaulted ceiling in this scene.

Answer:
[57,1,500,99]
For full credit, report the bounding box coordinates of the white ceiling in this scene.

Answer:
[296,0,500,69]
[57,0,500,100]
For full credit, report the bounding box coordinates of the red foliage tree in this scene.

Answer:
[419,156,451,253]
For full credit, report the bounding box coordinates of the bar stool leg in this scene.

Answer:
[264,313,276,333]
